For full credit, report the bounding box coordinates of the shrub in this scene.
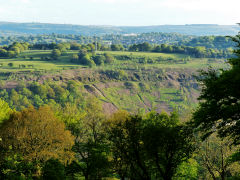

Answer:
[71,54,79,63]
[104,53,115,64]
[93,55,105,66]
[42,159,66,180]
[8,63,14,67]
[124,81,137,90]
[79,55,96,67]
[139,82,150,92]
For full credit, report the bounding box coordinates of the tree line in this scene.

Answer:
[0,42,29,58]
[0,33,235,51]
[129,42,232,58]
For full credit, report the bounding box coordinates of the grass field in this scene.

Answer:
[0,50,82,72]
[0,50,229,73]
[98,51,187,59]
[98,51,229,70]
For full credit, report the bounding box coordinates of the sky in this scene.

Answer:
[0,0,239,26]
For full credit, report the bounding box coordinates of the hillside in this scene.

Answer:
[0,22,239,36]
[0,49,229,114]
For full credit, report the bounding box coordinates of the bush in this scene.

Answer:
[139,82,150,92]
[104,53,115,64]
[79,55,96,67]
[139,57,147,64]
[102,70,127,80]
[147,58,154,64]
[51,49,61,60]
[71,54,79,63]
[93,55,105,66]
[8,63,14,67]
[124,82,137,90]
[42,159,66,180]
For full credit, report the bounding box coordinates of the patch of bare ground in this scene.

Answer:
[95,82,123,89]
[142,96,152,109]
[117,88,131,96]
[2,81,19,89]
[137,94,151,112]
[102,102,118,115]
[155,103,173,113]
[152,91,161,98]
[189,89,200,103]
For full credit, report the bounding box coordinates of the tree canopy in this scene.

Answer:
[0,106,75,164]
[193,31,240,144]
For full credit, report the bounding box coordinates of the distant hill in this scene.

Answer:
[0,22,239,36]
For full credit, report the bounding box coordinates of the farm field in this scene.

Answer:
[0,50,229,73]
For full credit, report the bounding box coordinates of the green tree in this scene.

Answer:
[197,134,240,180]
[106,111,195,180]
[0,153,37,179]
[174,159,199,180]
[78,48,88,59]
[0,99,12,125]
[70,43,81,50]
[7,51,17,58]
[105,110,131,179]
[71,54,79,63]
[67,97,111,179]
[10,46,21,55]
[142,112,195,180]
[0,106,75,165]
[51,49,61,60]
[111,44,124,51]
[0,49,8,57]
[79,55,96,67]
[93,55,105,66]
[106,113,151,179]
[104,53,115,64]
[192,31,240,144]
[42,159,66,180]
[33,95,44,107]
[139,42,152,52]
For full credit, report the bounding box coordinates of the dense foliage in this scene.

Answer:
[0,80,85,110]
[0,42,29,58]
[0,100,197,179]
[193,32,240,143]
[129,42,232,58]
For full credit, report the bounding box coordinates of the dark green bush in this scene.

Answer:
[42,159,65,180]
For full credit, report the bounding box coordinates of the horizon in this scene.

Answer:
[0,21,238,27]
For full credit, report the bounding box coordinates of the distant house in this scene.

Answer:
[102,41,112,46]
[123,33,138,37]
